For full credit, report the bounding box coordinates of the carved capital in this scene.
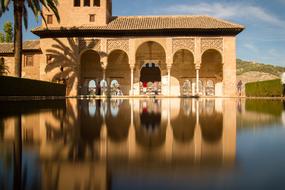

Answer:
[130,64,135,70]
[167,63,172,70]
[195,62,201,70]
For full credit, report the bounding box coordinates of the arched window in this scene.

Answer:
[88,80,96,94]
[182,80,192,96]
[111,80,119,95]
[110,80,123,96]
[74,0,80,7]
[206,80,215,96]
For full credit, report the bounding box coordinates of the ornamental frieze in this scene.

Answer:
[172,38,195,53]
[79,38,101,52]
[201,38,223,53]
[107,39,129,53]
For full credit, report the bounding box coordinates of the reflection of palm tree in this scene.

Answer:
[14,115,22,190]
[45,99,103,161]
[45,100,77,153]
[45,38,106,95]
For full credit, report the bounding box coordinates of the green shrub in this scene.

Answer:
[245,79,282,97]
[0,76,66,96]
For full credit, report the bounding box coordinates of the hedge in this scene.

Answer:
[0,76,66,96]
[245,79,282,97]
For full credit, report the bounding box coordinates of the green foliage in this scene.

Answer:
[0,32,4,42]
[245,99,283,116]
[245,79,282,97]
[0,0,60,29]
[0,76,66,96]
[237,59,285,77]
[3,21,12,42]
[0,0,60,78]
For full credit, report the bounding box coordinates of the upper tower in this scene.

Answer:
[42,0,112,27]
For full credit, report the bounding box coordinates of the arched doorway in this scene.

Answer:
[106,50,130,95]
[135,41,166,95]
[80,50,103,95]
[140,63,161,95]
[172,49,195,96]
[200,49,223,96]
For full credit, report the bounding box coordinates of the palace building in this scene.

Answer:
[0,0,244,96]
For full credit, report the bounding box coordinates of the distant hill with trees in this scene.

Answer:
[237,59,285,77]
[236,59,285,95]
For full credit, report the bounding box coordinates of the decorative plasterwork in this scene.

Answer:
[79,38,101,52]
[172,38,195,53]
[107,39,129,53]
[201,38,223,53]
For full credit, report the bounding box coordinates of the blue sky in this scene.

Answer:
[0,0,285,66]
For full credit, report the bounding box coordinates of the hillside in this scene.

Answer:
[236,59,285,95]
[237,59,285,77]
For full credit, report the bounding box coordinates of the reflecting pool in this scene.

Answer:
[0,98,285,190]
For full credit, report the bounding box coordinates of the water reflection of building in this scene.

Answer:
[0,98,237,190]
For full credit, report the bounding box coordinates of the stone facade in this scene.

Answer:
[2,52,42,80]
[0,0,244,97]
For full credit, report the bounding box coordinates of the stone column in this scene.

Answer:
[102,67,106,96]
[167,64,172,96]
[196,69,200,95]
[103,69,106,81]
[194,37,201,96]
[130,65,135,96]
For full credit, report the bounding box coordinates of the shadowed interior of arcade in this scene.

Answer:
[78,41,225,97]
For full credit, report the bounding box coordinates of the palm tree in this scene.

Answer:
[0,0,60,77]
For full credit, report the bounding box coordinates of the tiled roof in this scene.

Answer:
[104,16,245,30]
[32,15,245,36]
[0,40,40,54]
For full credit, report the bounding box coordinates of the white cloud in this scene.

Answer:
[152,3,285,27]
[243,43,259,53]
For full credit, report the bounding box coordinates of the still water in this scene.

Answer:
[0,98,285,190]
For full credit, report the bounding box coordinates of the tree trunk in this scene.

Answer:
[14,0,23,78]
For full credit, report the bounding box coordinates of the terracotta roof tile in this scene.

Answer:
[33,15,245,32]
[0,40,40,54]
